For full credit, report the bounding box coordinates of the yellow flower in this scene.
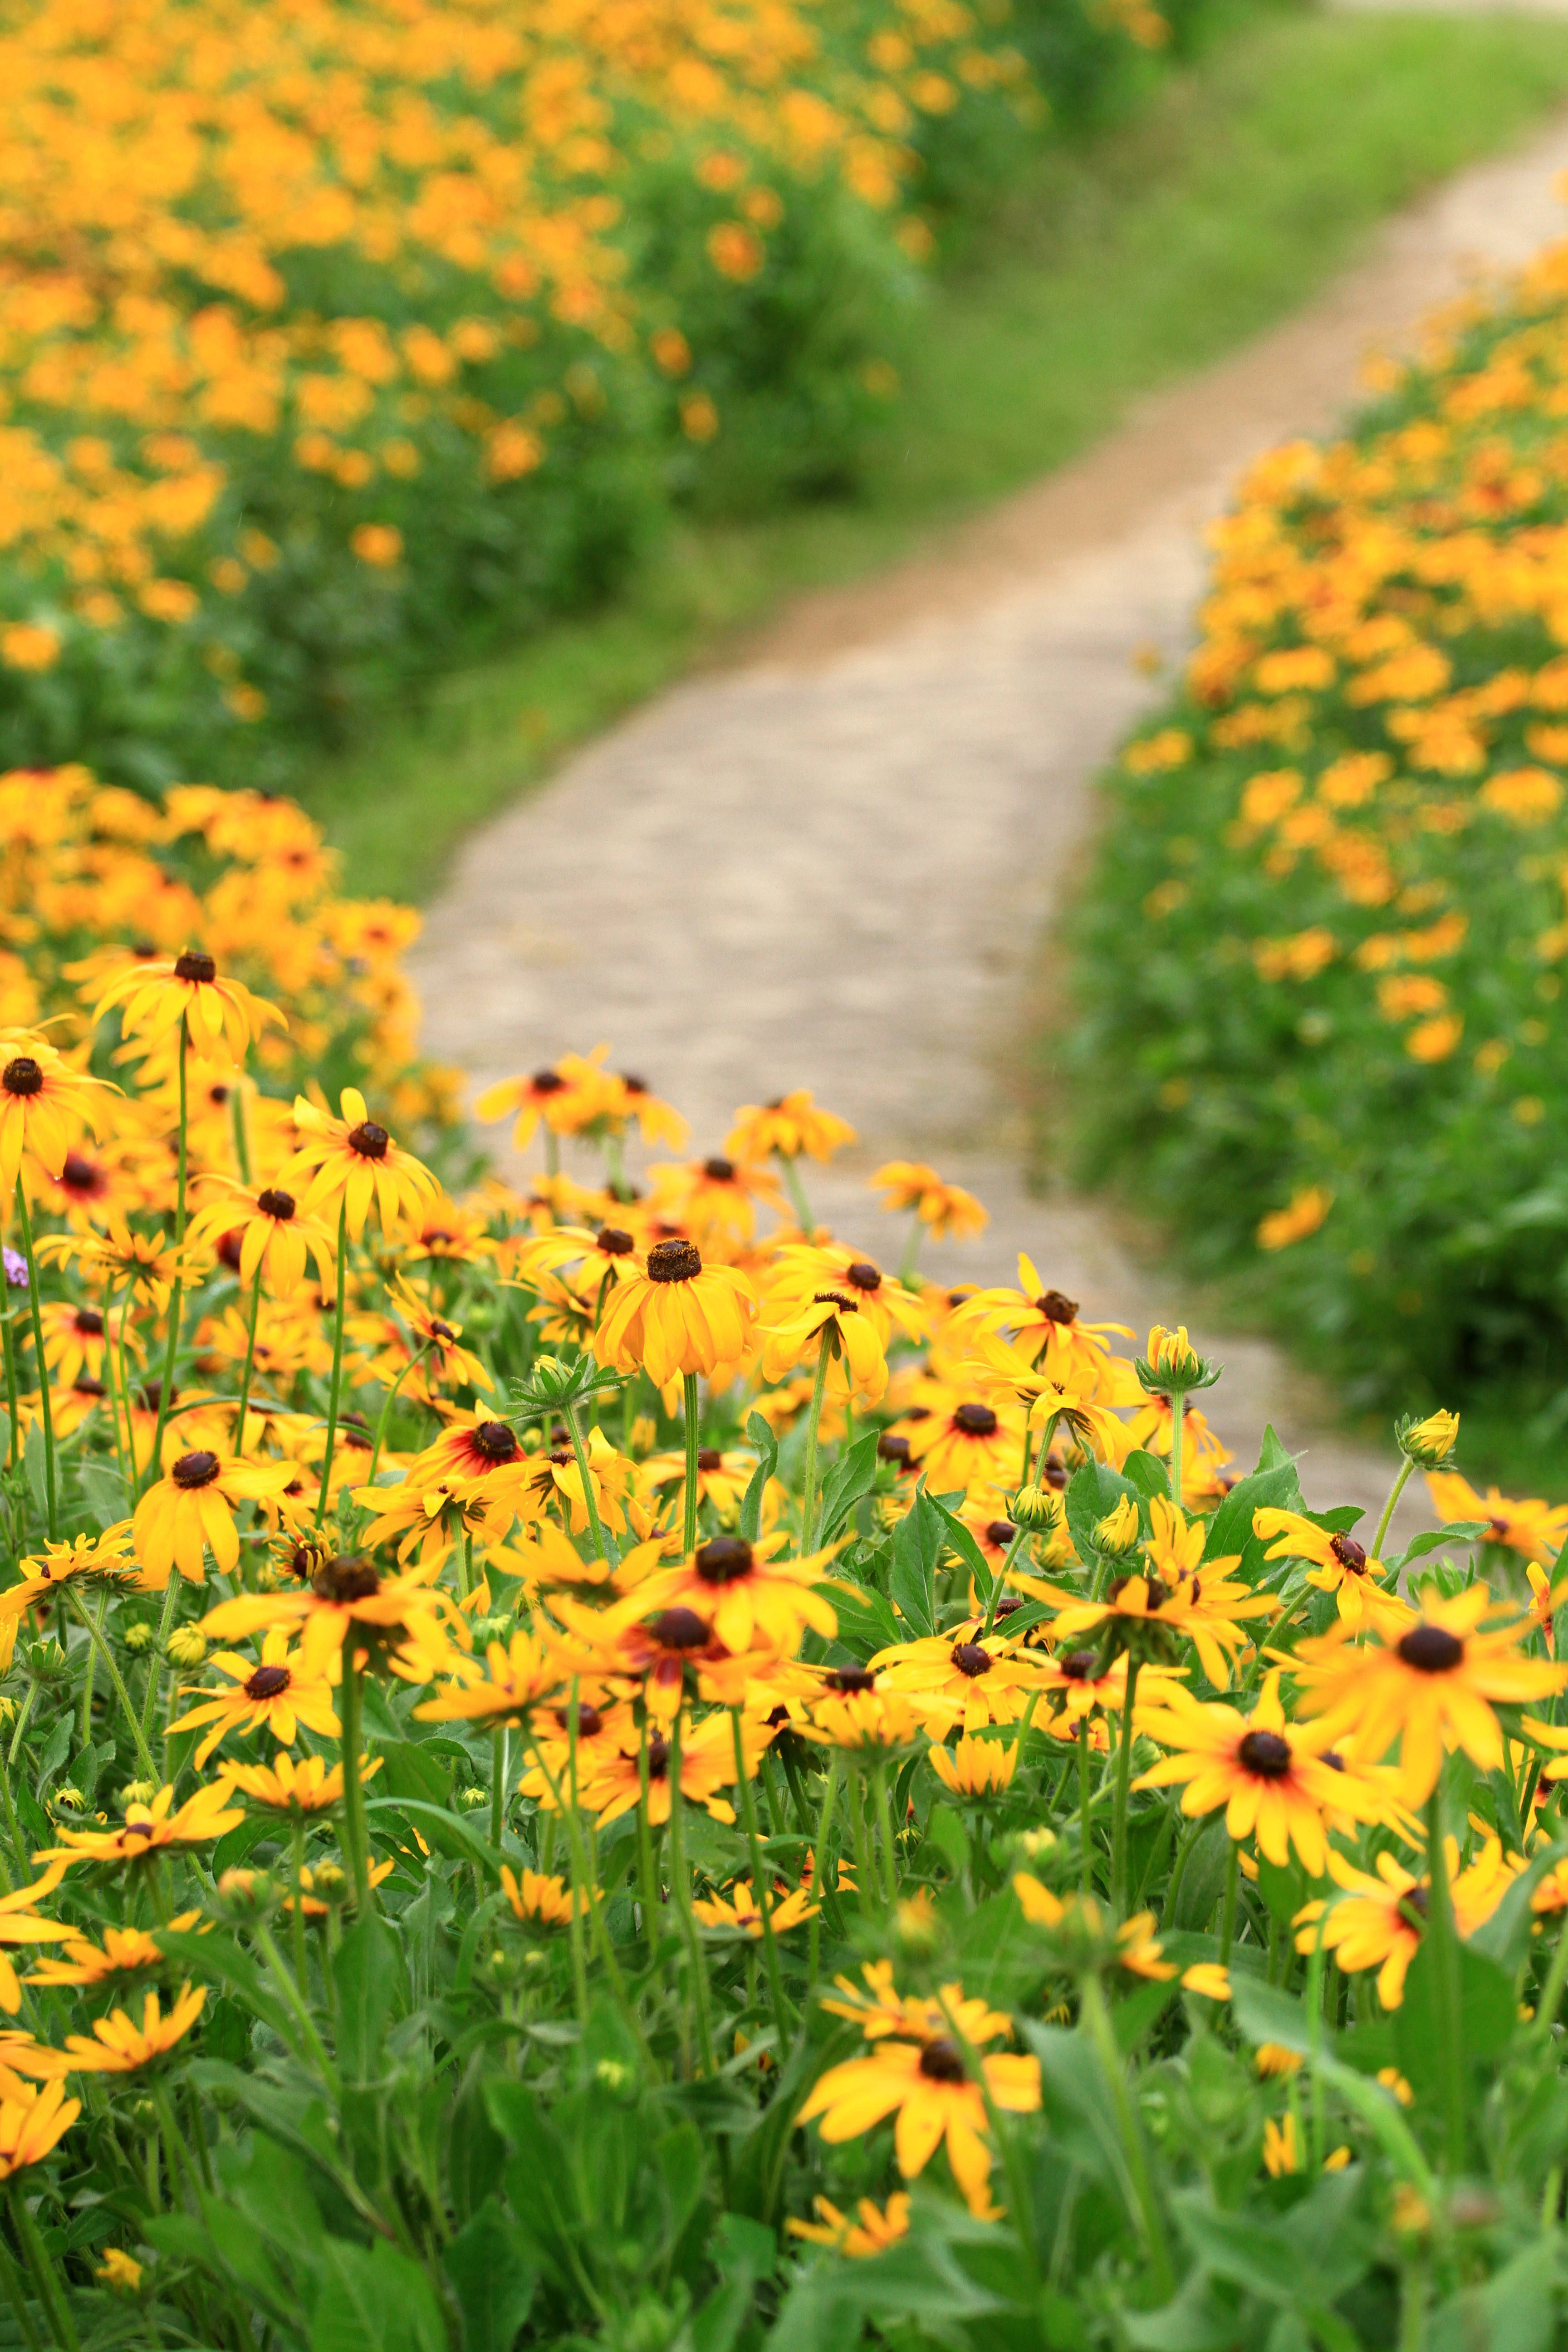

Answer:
[200,1551,458,1677]
[1262,2114,1299,2177]
[28,1912,202,1989]
[1253,1508,1409,1633]
[35,1780,242,1868]
[0,1525,140,1621]
[220,1752,378,1813]
[1400,1409,1459,1467]
[788,2193,911,2256]
[166,1631,340,1764]
[725,1090,856,1166]
[1426,1471,1568,1566]
[0,1031,110,1194]
[635,1534,838,1658]
[759,1284,891,1407]
[499,1867,585,1928]
[595,1238,757,1385]
[283,1086,439,1240]
[0,2080,79,2180]
[870,1161,987,1240]
[63,1984,206,2073]
[186,1176,337,1297]
[1257,1187,1333,1251]
[0,1865,73,2011]
[92,951,282,1068]
[692,1881,819,1936]
[96,2249,145,2294]
[132,1448,295,1584]
[927,1735,1018,1799]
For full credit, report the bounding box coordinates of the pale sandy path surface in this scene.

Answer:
[411,105,1568,1534]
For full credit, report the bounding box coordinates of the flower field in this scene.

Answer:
[0,765,1564,2347]
[1067,229,1568,1434]
[0,0,1184,799]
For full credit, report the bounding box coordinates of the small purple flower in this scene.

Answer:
[3,1248,27,1290]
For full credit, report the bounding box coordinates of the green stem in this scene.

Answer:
[564,1398,613,1565]
[490,1725,507,1855]
[0,2217,44,2352]
[1219,1837,1240,1965]
[681,1372,701,1558]
[231,1081,252,1186]
[367,1340,426,1486]
[315,1201,350,1526]
[799,1328,832,1554]
[64,1583,156,1779]
[146,1016,189,1498]
[935,1990,1039,2277]
[290,1813,309,1992]
[1079,1972,1174,2297]
[1078,1716,1094,1896]
[667,1715,717,2076]
[872,1760,900,1907]
[254,1917,336,2082]
[1425,1787,1465,2172]
[233,1261,264,1460]
[2,1302,20,1471]
[1372,1457,1416,1562]
[808,1759,841,1984]
[141,1573,182,1744]
[778,1152,813,1234]
[8,2179,78,2352]
[731,1710,789,2047]
[12,1184,56,1539]
[1110,1652,1143,1921]
[338,1646,373,1914]
[1168,1390,1184,1508]
[527,1735,588,2024]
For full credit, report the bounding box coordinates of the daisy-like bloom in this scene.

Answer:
[870,1162,987,1242]
[0,1866,74,2011]
[692,1880,819,1936]
[595,1237,758,1385]
[1527,1565,1568,1652]
[578,1599,758,1724]
[1293,1850,1426,2007]
[36,1780,243,1868]
[96,2249,145,2295]
[355,1468,520,1567]
[413,1628,566,1726]
[1010,1877,1177,1980]
[499,1867,586,1928]
[603,1069,688,1150]
[965,1337,1127,1463]
[1044,1567,1274,1689]
[1263,2116,1300,2179]
[1425,1471,1568,1566]
[515,1695,636,1808]
[928,1735,1017,1800]
[635,1533,837,1657]
[474,1058,612,1150]
[1133,1673,1388,1876]
[166,1631,339,1766]
[27,1911,202,1989]
[582,1710,765,1828]
[725,1090,856,1167]
[1253,1509,1411,1634]
[904,1395,1021,1497]
[39,1299,138,1387]
[284,1859,394,1918]
[520,1427,646,1540]
[644,1442,757,1527]
[0,1524,141,1621]
[0,2080,80,2181]
[281,1087,439,1240]
[132,1447,296,1585]
[869,1632,1044,1739]
[650,1154,782,1244]
[759,1284,891,1408]
[799,1684,926,1756]
[35,1218,189,1312]
[0,1030,111,1193]
[788,2193,911,2257]
[92,949,282,1067]
[62,1984,206,2073]
[799,1968,1039,2218]
[364,1277,492,1396]
[951,1260,1131,1389]
[201,1551,461,1678]
[763,1242,929,1352]
[220,1751,380,1813]
[186,1177,337,1298]
[510,1222,644,1305]
[1289,1584,1568,1803]
[400,1194,499,1267]
[1029,1647,1152,1724]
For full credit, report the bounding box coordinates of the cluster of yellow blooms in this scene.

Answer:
[0,769,1564,2313]
[0,0,1038,738]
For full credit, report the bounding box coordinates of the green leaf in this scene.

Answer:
[153,1928,299,2049]
[1122,1449,1173,1503]
[826,1582,901,1658]
[690,2267,754,2352]
[364,1794,500,1869]
[1394,1937,1515,2092]
[1169,1816,1233,1932]
[1429,2235,1556,2352]
[889,1490,944,1637]
[1202,1462,1301,1565]
[1066,1459,1140,1564]
[1124,2270,1242,2352]
[1172,2172,1371,2308]
[766,2264,865,2352]
[1229,1974,1318,2059]
[1470,1835,1568,1969]
[379,1739,454,1807]
[1393,1522,1489,1568]
[1255,1426,1298,1475]
[1254,1852,1318,1930]
[22,1418,46,1515]
[77,1458,130,1528]
[929,1494,995,1597]
[441,2198,536,2352]
[1112,1973,1178,2055]
[333,1915,402,2082]
[816,1429,879,1544]
[311,2239,447,2352]
[740,1414,779,1544]
[925,1804,969,1880]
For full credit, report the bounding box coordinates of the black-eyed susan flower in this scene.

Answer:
[282,1087,438,1240]
[1133,1672,1387,1876]
[1044,1566,1274,1689]
[951,1258,1131,1387]
[725,1090,855,1168]
[0,1866,74,2011]
[166,1631,339,1764]
[644,1441,758,1528]
[38,1298,138,1387]
[595,1237,757,1386]
[220,1752,378,1813]
[582,1710,764,1828]
[870,1161,987,1242]
[904,1394,1020,1496]
[475,1057,615,1151]
[132,1447,295,1584]
[965,1337,1127,1462]
[62,1984,206,2073]
[26,1912,201,1989]
[764,1241,928,1350]
[1254,1508,1411,1634]
[799,1683,924,1757]
[927,1734,1017,1799]
[413,1627,566,1726]
[870,1632,1044,1738]
[1010,1877,1177,1981]
[186,1177,336,1297]
[692,1879,818,1936]
[650,1154,782,1244]
[201,1552,460,1678]
[1292,1851,1426,2006]
[36,1217,190,1311]
[500,1867,586,1928]
[788,2193,911,2256]
[1425,1471,1568,1566]
[759,1283,890,1407]
[799,1966,1039,2216]
[636,1533,837,1656]
[0,1031,111,1194]
[93,951,281,1067]
[1289,1584,1568,1803]
[0,2080,79,2180]
[0,1524,141,1621]
[36,1780,243,1868]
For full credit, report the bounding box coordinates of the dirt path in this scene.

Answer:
[410,112,1568,1532]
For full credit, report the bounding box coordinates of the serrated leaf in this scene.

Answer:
[889,1490,944,1637]
[816,1429,879,1544]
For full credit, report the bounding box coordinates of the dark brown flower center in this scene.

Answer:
[1404,1886,1429,1921]
[1330,1533,1367,1573]
[1237,1728,1292,1779]
[1058,1650,1098,1681]
[2,1057,42,1098]
[647,1735,670,1778]
[985,1520,1018,1548]
[1036,1290,1078,1324]
[347,1120,389,1160]
[73,1377,105,1398]
[470,1421,520,1464]
[951,1642,992,1679]
[1397,1624,1464,1675]
[1044,1457,1068,1491]
[60,1151,103,1193]
[953,1403,997,1437]
[174,950,216,984]
[877,1434,911,1465]
[697,1448,723,1472]
[703,1156,736,1182]
[245,1664,291,1701]
[919,2039,967,2083]
[596,1226,634,1254]
[828,1667,877,1694]
[532,1069,566,1094]
[257,1187,295,1220]
[621,1074,648,1095]
[313,1553,381,1604]
[844,1260,882,1292]
[430,1320,456,1342]
[556,1702,603,1740]
[650,1607,711,1651]
[73,1307,104,1335]
[695,1536,753,1586]
[172,1450,220,1489]
[648,1237,701,1283]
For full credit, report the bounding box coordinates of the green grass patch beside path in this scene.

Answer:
[299,7,1568,900]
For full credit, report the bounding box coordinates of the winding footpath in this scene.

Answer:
[411,113,1568,1531]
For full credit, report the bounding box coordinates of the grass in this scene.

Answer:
[298,5,1568,903]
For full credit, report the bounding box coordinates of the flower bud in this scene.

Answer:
[1134,1324,1220,1397]
[307,1859,348,1905]
[1012,1480,1064,1533]
[1091,1495,1141,1557]
[217,1868,277,1921]
[455,1785,490,1813]
[166,1627,207,1668]
[1397,1408,1459,1467]
[122,1622,155,1655]
[54,1784,85,1812]
[116,1780,157,1813]
[24,1640,68,1683]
